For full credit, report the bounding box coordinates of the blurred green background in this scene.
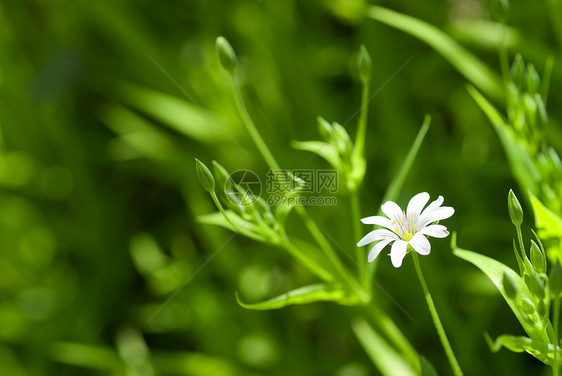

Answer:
[1,0,561,375]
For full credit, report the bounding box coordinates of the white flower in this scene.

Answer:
[357,192,454,268]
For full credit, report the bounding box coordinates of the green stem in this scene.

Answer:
[516,225,527,267]
[210,191,240,231]
[351,190,368,291]
[412,253,463,376]
[354,79,370,159]
[229,72,365,299]
[281,237,335,283]
[294,205,367,301]
[231,74,280,171]
[554,298,560,376]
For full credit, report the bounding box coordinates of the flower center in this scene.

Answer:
[391,213,417,241]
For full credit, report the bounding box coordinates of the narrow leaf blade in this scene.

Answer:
[236,283,355,310]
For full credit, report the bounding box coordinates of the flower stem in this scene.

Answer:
[231,74,280,171]
[351,190,368,291]
[281,238,335,283]
[412,253,463,376]
[228,73,365,299]
[353,78,370,159]
[554,297,560,376]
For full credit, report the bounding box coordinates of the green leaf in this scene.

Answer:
[352,318,417,376]
[196,211,265,242]
[485,333,562,366]
[420,356,439,376]
[366,6,503,100]
[290,140,342,170]
[529,193,562,261]
[236,283,356,310]
[453,246,544,341]
[113,81,230,142]
[380,114,431,205]
[467,85,540,195]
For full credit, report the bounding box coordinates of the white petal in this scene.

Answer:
[419,206,455,227]
[409,233,431,255]
[390,240,408,268]
[423,196,444,213]
[357,229,397,247]
[361,215,393,230]
[368,239,394,263]
[420,224,449,238]
[381,201,404,222]
[406,192,430,220]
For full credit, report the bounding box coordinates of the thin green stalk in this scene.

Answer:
[281,238,335,283]
[210,191,240,231]
[231,74,280,171]
[351,190,368,290]
[294,205,367,301]
[228,73,365,299]
[354,79,370,159]
[412,253,463,376]
[554,297,560,376]
[516,225,526,263]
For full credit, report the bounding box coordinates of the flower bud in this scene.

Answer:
[216,36,238,73]
[528,273,545,299]
[517,297,535,315]
[502,272,517,299]
[525,63,541,95]
[357,45,372,82]
[508,189,523,227]
[530,240,546,274]
[550,260,562,299]
[510,54,525,89]
[317,116,334,141]
[538,300,547,318]
[195,158,215,192]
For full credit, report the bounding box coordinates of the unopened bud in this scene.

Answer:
[528,273,545,299]
[216,36,238,73]
[357,45,372,82]
[530,240,546,274]
[503,272,517,299]
[195,159,215,192]
[508,189,523,227]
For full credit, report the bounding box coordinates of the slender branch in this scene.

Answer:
[281,237,335,282]
[412,253,463,376]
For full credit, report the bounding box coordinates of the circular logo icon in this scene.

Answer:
[225,169,262,206]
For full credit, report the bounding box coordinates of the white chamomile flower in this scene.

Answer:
[357,192,454,268]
